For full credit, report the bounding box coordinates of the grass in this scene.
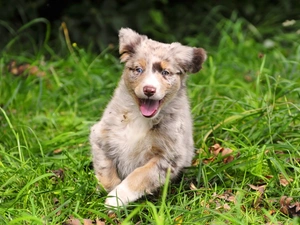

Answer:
[0,15,300,224]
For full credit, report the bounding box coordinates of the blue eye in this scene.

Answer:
[161,70,170,76]
[135,67,143,74]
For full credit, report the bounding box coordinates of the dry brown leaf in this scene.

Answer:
[51,168,64,180]
[279,176,293,187]
[280,196,300,217]
[280,196,294,215]
[190,182,197,190]
[213,190,236,204]
[49,168,65,185]
[215,202,222,210]
[210,143,223,156]
[279,178,290,187]
[212,144,234,163]
[203,143,236,164]
[249,184,266,208]
[226,195,236,203]
[265,175,274,179]
[192,158,200,166]
[7,60,46,77]
[64,218,106,225]
[108,211,117,219]
[221,148,234,163]
[29,65,46,77]
[83,219,94,225]
[212,191,233,211]
[249,184,266,193]
[202,157,215,164]
[258,53,265,59]
[265,223,284,225]
[223,203,231,210]
[64,219,82,225]
[221,148,233,157]
[53,197,59,205]
[53,149,63,154]
[244,74,253,82]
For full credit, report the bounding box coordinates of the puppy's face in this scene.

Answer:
[119,28,207,118]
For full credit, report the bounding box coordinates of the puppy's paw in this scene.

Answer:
[105,182,142,208]
[105,189,123,208]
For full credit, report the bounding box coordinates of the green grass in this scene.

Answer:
[1,16,300,224]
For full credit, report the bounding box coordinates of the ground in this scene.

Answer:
[0,16,300,224]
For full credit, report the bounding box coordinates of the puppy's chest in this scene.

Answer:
[110,113,153,155]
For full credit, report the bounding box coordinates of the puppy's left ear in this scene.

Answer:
[119,28,147,63]
[188,48,207,73]
[172,44,207,74]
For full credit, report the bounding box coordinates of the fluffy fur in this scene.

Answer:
[90,28,206,207]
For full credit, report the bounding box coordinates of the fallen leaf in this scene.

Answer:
[213,190,236,203]
[223,203,231,210]
[221,148,234,163]
[210,143,223,156]
[226,195,236,203]
[264,223,284,225]
[53,149,63,154]
[279,176,293,187]
[64,218,106,225]
[280,196,300,217]
[53,197,59,205]
[192,158,200,166]
[64,219,82,225]
[190,182,197,190]
[49,168,65,183]
[51,168,64,179]
[279,179,290,187]
[84,219,94,225]
[249,184,266,193]
[212,191,234,211]
[203,143,236,164]
[108,211,117,219]
[258,52,265,59]
[202,157,215,164]
[244,74,253,82]
[7,60,45,77]
[249,184,266,208]
[215,201,222,210]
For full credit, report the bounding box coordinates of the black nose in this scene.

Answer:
[143,85,156,97]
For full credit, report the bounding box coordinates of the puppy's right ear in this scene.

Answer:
[119,28,146,63]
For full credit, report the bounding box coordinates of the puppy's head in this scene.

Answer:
[119,28,206,118]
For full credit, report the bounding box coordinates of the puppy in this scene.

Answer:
[90,28,206,207]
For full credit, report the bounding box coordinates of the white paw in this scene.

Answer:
[105,188,126,208]
[104,182,142,208]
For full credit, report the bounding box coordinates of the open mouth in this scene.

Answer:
[139,98,162,118]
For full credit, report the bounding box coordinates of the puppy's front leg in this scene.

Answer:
[90,123,121,192]
[94,155,121,192]
[105,157,168,207]
[91,145,121,192]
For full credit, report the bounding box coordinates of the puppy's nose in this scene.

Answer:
[143,85,156,97]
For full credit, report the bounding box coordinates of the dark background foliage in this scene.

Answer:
[0,0,299,53]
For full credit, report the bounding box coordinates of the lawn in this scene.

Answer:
[0,15,300,224]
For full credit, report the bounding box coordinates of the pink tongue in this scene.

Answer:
[140,99,159,117]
